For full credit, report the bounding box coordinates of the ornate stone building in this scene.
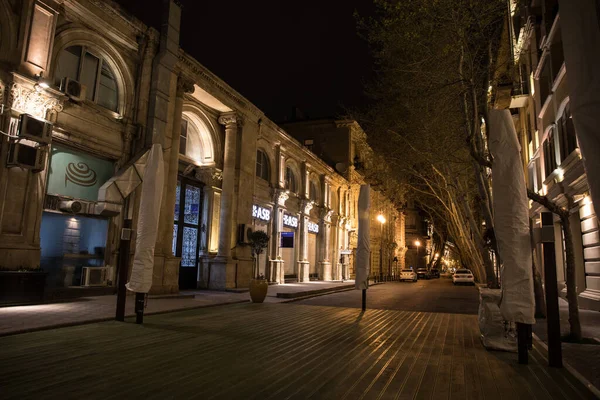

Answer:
[0,0,401,298]
[494,0,599,310]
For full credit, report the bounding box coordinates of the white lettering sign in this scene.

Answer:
[283,213,298,228]
[252,205,271,222]
[307,221,319,234]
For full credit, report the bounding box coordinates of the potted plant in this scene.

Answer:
[247,230,270,303]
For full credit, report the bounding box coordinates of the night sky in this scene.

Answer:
[117,0,374,122]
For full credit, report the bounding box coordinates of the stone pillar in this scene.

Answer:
[209,113,241,289]
[0,77,63,270]
[319,208,333,281]
[270,191,288,284]
[217,113,240,258]
[161,76,193,257]
[298,200,313,282]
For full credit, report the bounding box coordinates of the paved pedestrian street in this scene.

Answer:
[0,302,595,399]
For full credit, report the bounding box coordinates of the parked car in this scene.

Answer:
[416,268,430,280]
[400,269,417,282]
[452,269,475,285]
[429,268,440,278]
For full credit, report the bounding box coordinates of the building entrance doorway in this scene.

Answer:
[173,180,203,290]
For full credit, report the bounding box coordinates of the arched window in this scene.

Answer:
[309,181,319,202]
[256,149,270,181]
[55,45,118,112]
[285,166,297,193]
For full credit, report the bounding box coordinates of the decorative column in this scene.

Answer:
[270,190,288,284]
[319,208,334,280]
[161,76,194,257]
[195,168,222,288]
[298,199,313,282]
[216,113,241,258]
[207,113,241,289]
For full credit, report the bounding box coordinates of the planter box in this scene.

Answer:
[0,271,47,305]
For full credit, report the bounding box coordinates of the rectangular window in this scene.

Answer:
[179,119,188,155]
[80,52,99,101]
[97,62,118,111]
[543,130,557,178]
[55,46,81,85]
[528,163,535,191]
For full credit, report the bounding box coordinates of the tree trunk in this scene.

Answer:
[434,241,446,270]
[529,218,546,318]
[560,213,582,341]
[532,247,547,318]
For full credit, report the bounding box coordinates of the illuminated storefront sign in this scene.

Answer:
[47,145,114,201]
[307,221,319,234]
[252,205,271,221]
[283,213,298,228]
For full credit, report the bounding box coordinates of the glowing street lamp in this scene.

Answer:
[415,240,421,269]
[378,214,386,280]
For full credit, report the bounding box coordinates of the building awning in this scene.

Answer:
[97,149,151,204]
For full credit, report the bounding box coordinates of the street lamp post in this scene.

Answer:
[415,240,421,269]
[377,214,386,281]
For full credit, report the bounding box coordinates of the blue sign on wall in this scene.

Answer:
[46,145,114,201]
[280,232,294,248]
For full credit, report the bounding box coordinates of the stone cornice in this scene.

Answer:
[59,0,145,53]
[178,51,263,119]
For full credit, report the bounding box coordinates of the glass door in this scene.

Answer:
[173,180,203,289]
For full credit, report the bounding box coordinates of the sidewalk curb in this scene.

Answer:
[0,300,249,338]
[276,284,356,299]
[532,332,600,399]
[280,282,385,303]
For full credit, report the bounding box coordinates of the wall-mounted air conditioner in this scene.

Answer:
[81,267,108,287]
[18,114,53,144]
[7,142,45,171]
[59,200,84,214]
[60,77,86,101]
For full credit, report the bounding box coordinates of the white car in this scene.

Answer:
[400,269,417,282]
[452,269,475,285]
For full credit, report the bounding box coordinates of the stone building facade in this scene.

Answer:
[496,0,599,310]
[0,0,401,296]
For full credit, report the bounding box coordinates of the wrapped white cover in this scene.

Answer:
[489,109,535,324]
[355,185,371,290]
[478,288,517,352]
[126,144,165,293]
[558,0,600,220]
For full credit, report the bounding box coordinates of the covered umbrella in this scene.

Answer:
[127,143,165,297]
[489,109,535,325]
[355,185,371,310]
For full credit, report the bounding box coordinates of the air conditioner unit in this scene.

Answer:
[60,77,87,101]
[18,114,53,144]
[59,200,84,214]
[6,142,45,171]
[81,267,108,287]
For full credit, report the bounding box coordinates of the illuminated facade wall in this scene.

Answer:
[500,1,599,310]
[0,0,401,295]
